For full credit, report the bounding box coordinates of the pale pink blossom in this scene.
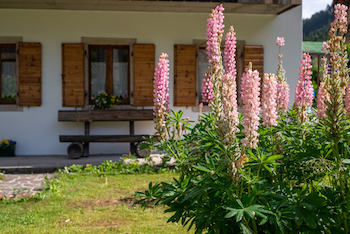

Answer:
[241,63,260,149]
[206,4,225,72]
[317,81,330,119]
[276,37,289,114]
[276,81,290,114]
[294,53,314,109]
[221,25,239,139]
[261,73,278,127]
[201,69,214,103]
[153,53,170,139]
[224,26,237,76]
[321,42,329,51]
[276,37,285,47]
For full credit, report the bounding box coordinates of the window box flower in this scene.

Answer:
[91,92,120,110]
[0,139,16,157]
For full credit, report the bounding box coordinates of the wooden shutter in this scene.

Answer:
[61,43,85,107]
[18,42,42,106]
[174,45,196,107]
[243,45,264,76]
[133,44,155,107]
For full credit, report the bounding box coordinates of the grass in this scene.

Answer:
[0,172,193,234]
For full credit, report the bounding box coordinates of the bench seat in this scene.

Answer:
[60,135,155,143]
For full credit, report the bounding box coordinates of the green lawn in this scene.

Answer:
[0,172,193,234]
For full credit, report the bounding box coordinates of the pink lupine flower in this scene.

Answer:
[241,63,260,149]
[321,42,329,52]
[333,4,348,27]
[221,25,239,140]
[201,69,214,103]
[261,73,278,127]
[294,53,314,109]
[224,26,237,76]
[317,81,330,119]
[206,4,225,68]
[222,73,239,139]
[276,81,290,114]
[153,53,170,139]
[276,37,285,47]
[276,36,289,115]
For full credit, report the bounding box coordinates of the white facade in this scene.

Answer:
[0,5,302,155]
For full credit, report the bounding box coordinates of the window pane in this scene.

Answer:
[1,47,16,101]
[113,48,128,101]
[90,48,106,98]
[198,49,209,103]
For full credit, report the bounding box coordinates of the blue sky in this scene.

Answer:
[302,0,331,19]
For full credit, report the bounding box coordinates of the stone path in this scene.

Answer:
[0,173,56,199]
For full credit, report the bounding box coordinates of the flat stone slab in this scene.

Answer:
[0,173,56,197]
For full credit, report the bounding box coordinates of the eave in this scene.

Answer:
[0,0,301,15]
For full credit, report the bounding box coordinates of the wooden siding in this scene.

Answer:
[62,43,85,107]
[133,44,155,107]
[0,0,301,15]
[18,42,42,106]
[243,45,264,77]
[174,45,196,107]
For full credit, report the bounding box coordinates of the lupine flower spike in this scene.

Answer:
[276,37,289,115]
[241,62,261,149]
[294,53,313,123]
[261,73,278,127]
[317,56,330,119]
[222,26,240,142]
[201,68,214,103]
[153,53,170,140]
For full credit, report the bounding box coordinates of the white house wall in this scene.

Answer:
[0,5,302,155]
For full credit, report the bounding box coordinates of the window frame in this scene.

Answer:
[82,37,136,108]
[0,44,17,105]
[88,44,130,105]
[192,39,246,112]
[0,37,23,112]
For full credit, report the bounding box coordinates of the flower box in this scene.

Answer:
[0,148,15,157]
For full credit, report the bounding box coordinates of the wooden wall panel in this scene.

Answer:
[18,42,42,106]
[62,43,85,107]
[174,44,196,107]
[243,45,264,77]
[133,44,155,107]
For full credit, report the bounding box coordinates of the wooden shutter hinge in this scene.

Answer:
[174,79,177,85]
[131,91,134,97]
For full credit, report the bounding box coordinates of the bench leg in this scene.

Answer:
[83,142,89,157]
[82,122,90,157]
[130,120,135,154]
[130,142,136,154]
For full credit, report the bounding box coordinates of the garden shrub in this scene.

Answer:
[135,3,350,234]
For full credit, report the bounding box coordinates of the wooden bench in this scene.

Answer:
[58,110,158,159]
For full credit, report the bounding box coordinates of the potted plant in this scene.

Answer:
[91,92,120,110]
[0,139,16,156]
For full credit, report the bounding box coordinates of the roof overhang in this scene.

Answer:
[0,0,301,14]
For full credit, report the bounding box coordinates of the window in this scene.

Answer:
[198,47,209,104]
[61,38,155,108]
[0,37,41,111]
[174,40,261,111]
[0,44,16,104]
[89,45,130,104]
